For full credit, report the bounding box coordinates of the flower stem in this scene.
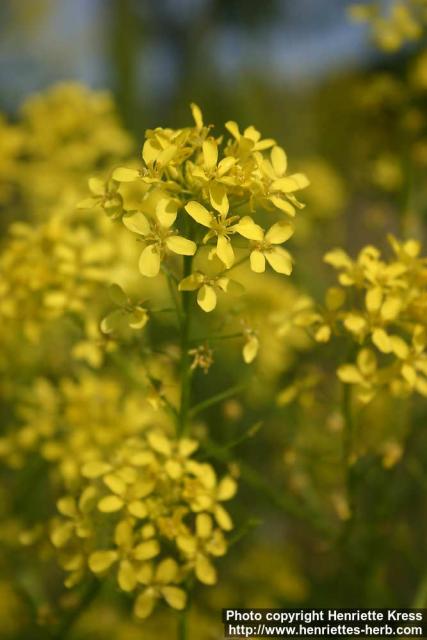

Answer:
[189,383,245,418]
[178,252,193,437]
[178,608,188,640]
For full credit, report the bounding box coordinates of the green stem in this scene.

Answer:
[178,608,188,640]
[189,384,245,418]
[178,252,193,437]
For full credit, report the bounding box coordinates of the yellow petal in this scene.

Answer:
[191,102,203,128]
[81,461,111,478]
[357,349,377,375]
[57,496,77,518]
[103,474,126,496]
[185,201,212,227]
[203,139,218,169]
[155,558,179,583]
[50,522,73,548]
[315,325,331,342]
[195,555,217,585]
[250,249,265,273]
[197,285,217,312]
[270,196,296,216]
[217,476,237,501]
[215,504,233,530]
[157,144,177,167]
[380,297,402,321]
[225,120,240,139]
[88,177,105,195]
[98,495,124,513]
[139,245,161,278]
[366,288,383,313]
[196,513,213,538]
[88,550,118,573]
[123,212,150,235]
[114,520,133,547]
[143,139,159,165]
[271,174,308,193]
[216,235,234,268]
[265,247,293,275]
[128,500,148,518]
[390,336,409,360]
[337,365,364,385]
[113,167,140,182]
[134,589,156,619]
[147,431,172,455]
[161,586,187,610]
[165,460,182,479]
[234,216,264,241]
[156,198,178,228]
[402,364,417,387]
[265,221,294,244]
[134,540,160,560]
[165,235,197,256]
[271,146,288,176]
[209,182,228,215]
[118,559,137,591]
[243,335,259,364]
[343,314,366,334]
[179,273,204,291]
[372,328,392,353]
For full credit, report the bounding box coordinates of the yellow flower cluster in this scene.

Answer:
[0,83,132,219]
[0,215,114,343]
[82,104,309,311]
[300,236,427,402]
[0,373,170,485]
[350,0,427,52]
[50,432,237,618]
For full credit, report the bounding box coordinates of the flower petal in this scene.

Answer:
[165,235,197,256]
[209,182,228,215]
[185,201,212,227]
[265,221,294,244]
[88,550,118,573]
[203,139,218,169]
[234,216,264,241]
[123,212,150,236]
[216,236,234,268]
[197,285,217,312]
[139,245,161,278]
[271,146,288,176]
[250,250,265,273]
[265,247,293,275]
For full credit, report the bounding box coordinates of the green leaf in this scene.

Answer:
[108,283,128,307]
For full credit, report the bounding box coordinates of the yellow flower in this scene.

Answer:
[134,559,186,618]
[338,349,379,403]
[178,271,230,312]
[188,138,237,215]
[253,146,310,216]
[184,201,239,268]
[177,513,226,585]
[236,218,294,275]
[78,177,124,219]
[122,210,196,277]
